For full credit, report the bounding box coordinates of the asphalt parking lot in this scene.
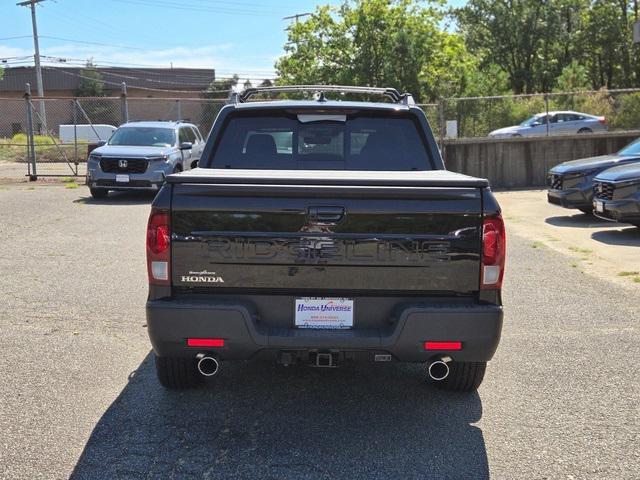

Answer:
[1,184,639,480]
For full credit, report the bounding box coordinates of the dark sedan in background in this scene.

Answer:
[547,138,640,213]
[593,163,640,227]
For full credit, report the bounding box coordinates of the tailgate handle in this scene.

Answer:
[308,206,345,222]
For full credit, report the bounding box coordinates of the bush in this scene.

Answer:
[610,93,640,130]
[11,133,58,145]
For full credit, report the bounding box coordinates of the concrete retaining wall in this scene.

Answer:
[443,131,640,188]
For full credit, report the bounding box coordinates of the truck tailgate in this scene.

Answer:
[170,169,485,294]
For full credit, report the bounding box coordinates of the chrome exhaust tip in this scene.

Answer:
[197,355,220,377]
[428,358,450,381]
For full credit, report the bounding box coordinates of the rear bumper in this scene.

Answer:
[593,197,640,225]
[547,187,592,209]
[146,298,503,363]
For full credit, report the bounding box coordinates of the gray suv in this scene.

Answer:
[86,121,205,198]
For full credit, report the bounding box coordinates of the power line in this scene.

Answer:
[108,0,286,16]
[0,35,33,41]
[39,35,146,50]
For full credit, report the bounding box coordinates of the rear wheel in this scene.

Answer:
[577,128,592,134]
[89,187,108,199]
[433,361,486,392]
[155,355,203,389]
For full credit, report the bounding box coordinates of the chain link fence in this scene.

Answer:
[0,85,227,179]
[426,88,640,140]
[2,83,640,180]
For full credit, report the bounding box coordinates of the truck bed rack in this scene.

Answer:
[230,85,415,105]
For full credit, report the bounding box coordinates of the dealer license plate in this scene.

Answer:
[594,200,604,213]
[294,297,354,329]
[115,174,130,183]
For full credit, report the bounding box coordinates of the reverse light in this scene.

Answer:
[146,209,170,285]
[424,341,462,351]
[187,338,225,347]
[481,214,506,289]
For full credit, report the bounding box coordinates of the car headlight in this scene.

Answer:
[147,155,170,162]
[88,154,101,162]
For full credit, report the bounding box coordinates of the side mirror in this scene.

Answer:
[97,140,107,147]
[179,142,193,150]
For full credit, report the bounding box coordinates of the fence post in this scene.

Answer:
[72,99,79,174]
[438,97,446,161]
[544,93,550,137]
[121,82,129,123]
[24,83,37,181]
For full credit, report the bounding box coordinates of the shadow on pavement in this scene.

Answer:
[73,190,156,206]
[70,353,488,480]
[591,227,640,246]
[545,213,611,229]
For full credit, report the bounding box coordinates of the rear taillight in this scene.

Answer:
[481,214,506,289]
[598,116,606,125]
[147,208,170,285]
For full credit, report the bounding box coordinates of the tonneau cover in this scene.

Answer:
[167,168,490,188]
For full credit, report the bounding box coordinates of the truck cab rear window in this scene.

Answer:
[209,114,432,170]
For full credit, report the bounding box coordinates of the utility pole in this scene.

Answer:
[283,13,312,49]
[283,12,312,30]
[17,0,47,133]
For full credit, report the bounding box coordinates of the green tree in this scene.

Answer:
[456,0,589,94]
[275,0,472,102]
[555,60,590,92]
[580,0,639,88]
[74,60,120,125]
[75,60,105,97]
[200,74,239,131]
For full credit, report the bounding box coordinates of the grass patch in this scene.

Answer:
[64,182,79,189]
[570,262,578,268]
[0,134,88,163]
[633,277,640,283]
[530,241,544,249]
[618,271,640,277]
[568,246,593,255]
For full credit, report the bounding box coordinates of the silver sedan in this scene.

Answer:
[489,111,608,138]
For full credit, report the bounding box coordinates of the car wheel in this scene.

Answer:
[433,361,486,392]
[173,165,183,174]
[89,187,108,199]
[511,134,522,137]
[578,128,592,134]
[155,355,203,389]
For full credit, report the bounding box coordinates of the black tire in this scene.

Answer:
[577,128,592,134]
[578,207,593,215]
[434,361,486,392]
[89,188,108,199]
[155,355,203,389]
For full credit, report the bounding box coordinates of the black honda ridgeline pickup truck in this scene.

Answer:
[146,86,505,393]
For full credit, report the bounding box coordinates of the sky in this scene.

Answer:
[0,0,467,84]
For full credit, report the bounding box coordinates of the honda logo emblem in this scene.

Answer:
[118,159,128,168]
